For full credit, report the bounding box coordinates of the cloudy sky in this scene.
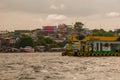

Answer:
[0,0,120,31]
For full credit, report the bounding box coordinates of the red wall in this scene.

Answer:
[43,26,55,32]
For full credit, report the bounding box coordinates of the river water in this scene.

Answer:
[0,52,120,80]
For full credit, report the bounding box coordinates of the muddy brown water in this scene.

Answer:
[0,52,120,80]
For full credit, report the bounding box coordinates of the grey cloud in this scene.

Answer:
[0,0,120,16]
[0,0,52,13]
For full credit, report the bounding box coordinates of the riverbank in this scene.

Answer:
[0,52,120,80]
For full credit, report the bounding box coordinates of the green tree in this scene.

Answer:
[57,42,67,47]
[74,22,84,31]
[92,29,115,36]
[74,22,84,36]
[34,37,54,46]
[16,35,34,48]
[44,38,53,44]
[34,37,46,46]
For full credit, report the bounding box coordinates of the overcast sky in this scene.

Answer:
[0,0,120,31]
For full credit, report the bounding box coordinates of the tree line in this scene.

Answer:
[15,35,65,48]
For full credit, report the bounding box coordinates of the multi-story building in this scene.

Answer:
[37,26,58,39]
[0,37,16,48]
[57,24,73,40]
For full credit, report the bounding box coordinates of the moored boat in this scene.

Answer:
[21,46,35,53]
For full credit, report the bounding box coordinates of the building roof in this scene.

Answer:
[83,36,119,41]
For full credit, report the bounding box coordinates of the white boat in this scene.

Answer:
[22,46,35,53]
